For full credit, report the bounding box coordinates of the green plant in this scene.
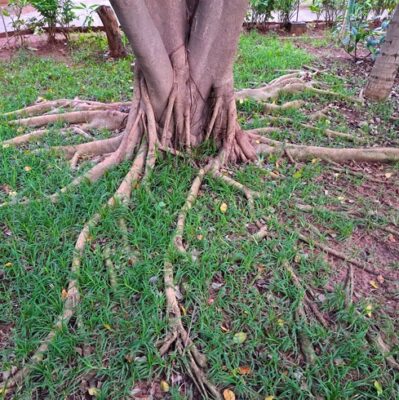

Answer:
[310,0,346,24]
[73,2,100,28]
[372,0,399,15]
[275,0,299,24]
[1,0,30,46]
[337,0,394,60]
[30,0,75,43]
[248,0,276,24]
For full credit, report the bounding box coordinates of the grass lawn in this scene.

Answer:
[0,31,398,399]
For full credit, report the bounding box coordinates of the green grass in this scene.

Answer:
[0,32,398,399]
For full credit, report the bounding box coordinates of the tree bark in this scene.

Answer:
[364,5,399,101]
[109,0,256,164]
[96,5,127,59]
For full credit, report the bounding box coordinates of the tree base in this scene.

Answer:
[1,76,399,397]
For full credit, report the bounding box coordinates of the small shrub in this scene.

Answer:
[30,0,75,43]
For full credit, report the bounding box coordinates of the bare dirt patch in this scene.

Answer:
[0,34,71,61]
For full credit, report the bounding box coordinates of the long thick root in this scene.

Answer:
[252,134,399,163]
[236,70,361,104]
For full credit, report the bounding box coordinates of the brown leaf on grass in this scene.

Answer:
[220,202,228,213]
[238,366,251,375]
[160,380,170,393]
[369,280,379,289]
[221,324,230,332]
[223,388,236,400]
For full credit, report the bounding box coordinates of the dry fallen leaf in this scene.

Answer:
[8,191,17,197]
[61,288,68,300]
[223,388,236,400]
[233,332,247,344]
[365,304,373,318]
[220,202,228,213]
[160,380,170,393]
[369,280,379,289]
[24,166,32,172]
[265,396,275,400]
[238,366,251,375]
[277,318,285,327]
[197,234,204,241]
[387,234,396,243]
[2,143,10,149]
[103,323,113,331]
[88,387,99,397]
[377,275,384,284]
[4,262,13,268]
[221,324,230,332]
[179,304,187,316]
[385,172,393,179]
[374,380,383,395]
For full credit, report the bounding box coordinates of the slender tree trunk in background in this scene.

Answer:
[109,0,256,164]
[338,0,354,40]
[96,5,127,59]
[364,5,399,101]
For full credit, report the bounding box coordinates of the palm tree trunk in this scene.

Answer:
[364,5,399,100]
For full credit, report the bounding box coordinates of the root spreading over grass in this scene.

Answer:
[1,70,399,398]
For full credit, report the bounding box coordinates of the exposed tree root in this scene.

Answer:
[104,245,118,291]
[236,71,362,104]
[264,115,364,143]
[295,310,317,366]
[10,110,128,131]
[294,203,399,239]
[210,169,261,212]
[1,98,129,119]
[253,135,399,163]
[159,160,222,399]
[368,331,399,371]
[2,68,399,397]
[0,145,147,394]
[252,226,326,368]
[254,225,329,330]
[296,230,382,277]
[344,264,354,308]
[173,166,210,254]
[264,100,304,113]
[1,128,50,146]
[343,266,399,370]
[1,126,95,148]
[308,105,331,121]
[326,163,388,184]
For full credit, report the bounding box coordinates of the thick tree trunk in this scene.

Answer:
[364,5,399,101]
[109,0,256,164]
[96,5,127,59]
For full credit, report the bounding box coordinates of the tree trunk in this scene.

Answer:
[109,0,256,164]
[96,5,127,59]
[364,5,399,101]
